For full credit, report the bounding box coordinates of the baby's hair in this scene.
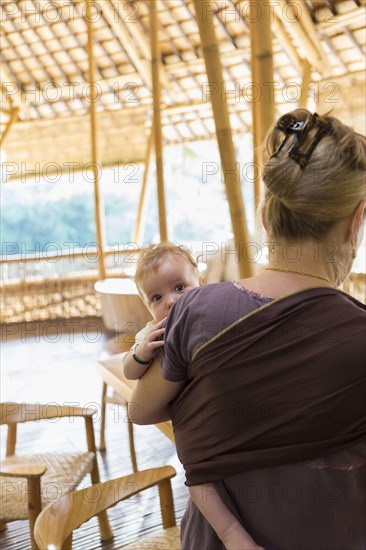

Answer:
[135,242,198,290]
[261,109,366,241]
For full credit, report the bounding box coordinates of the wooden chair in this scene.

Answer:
[34,466,179,550]
[0,402,112,550]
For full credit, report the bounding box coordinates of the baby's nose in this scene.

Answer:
[166,295,177,308]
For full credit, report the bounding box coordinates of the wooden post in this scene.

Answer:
[286,0,331,74]
[86,0,107,279]
[0,106,19,148]
[272,17,302,71]
[6,423,17,456]
[149,2,168,242]
[299,60,312,109]
[27,477,42,550]
[1,62,30,114]
[192,0,252,278]
[249,0,276,209]
[132,125,154,245]
[271,0,330,74]
[249,40,263,211]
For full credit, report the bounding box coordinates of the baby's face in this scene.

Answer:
[139,256,200,322]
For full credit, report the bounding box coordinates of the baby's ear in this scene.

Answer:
[199,276,205,286]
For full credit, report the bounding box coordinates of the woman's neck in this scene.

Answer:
[267,238,350,288]
[238,238,351,299]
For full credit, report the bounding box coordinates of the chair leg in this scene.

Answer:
[97,511,113,541]
[92,463,113,541]
[6,423,17,456]
[85,417,114,541]
[63,533,72,549]
[99,382,108,451]
[27,477,42,550]
[158,478,176,529]
[127,413,138,472]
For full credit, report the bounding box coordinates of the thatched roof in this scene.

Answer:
[1,0,365,173]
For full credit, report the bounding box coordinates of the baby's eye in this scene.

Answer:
[175,284,185,292]
[152,294,162,303]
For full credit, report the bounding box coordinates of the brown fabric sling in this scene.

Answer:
[168,288,366,486]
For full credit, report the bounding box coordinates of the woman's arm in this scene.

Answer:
[129,297,189,424]
[128,359,184,424]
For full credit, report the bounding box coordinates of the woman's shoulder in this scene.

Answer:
[172,281,266,325]
[168,282,235,321]
[180,281,238,305]
[299,287,366,319]
[334,288,366,312]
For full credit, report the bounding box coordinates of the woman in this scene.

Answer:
[129,109,366,550]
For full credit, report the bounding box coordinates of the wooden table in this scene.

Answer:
[95,279,174,462]
[97,353,175,452]
[94,278,152,333]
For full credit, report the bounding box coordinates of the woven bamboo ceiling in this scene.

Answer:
[1,0,365,150]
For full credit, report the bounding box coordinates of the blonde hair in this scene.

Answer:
[262,109,366,241]
[135,243,198,290]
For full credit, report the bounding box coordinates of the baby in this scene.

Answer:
[123,243,263,550]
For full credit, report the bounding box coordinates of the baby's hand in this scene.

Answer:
[134,317,166,363]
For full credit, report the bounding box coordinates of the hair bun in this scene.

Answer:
[261,109,366,241]
[263,155,302,203]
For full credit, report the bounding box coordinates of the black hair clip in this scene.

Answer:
[271,112,331,169]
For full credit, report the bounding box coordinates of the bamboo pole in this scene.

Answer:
[249,26,262,211]
[132,125,154,245]
[299,60,312,109]
[96,0,152,89]
[249,0,276,210]
[286,0,331,73]
[250,0,276,146]
[149,2,168,242]
[192,0,252,278]
[250,92,263,211]
[272,17,302,72]
[1,62,30,114]
[271,0,325,73]
[86,0,106,279]
[0,106,19,148]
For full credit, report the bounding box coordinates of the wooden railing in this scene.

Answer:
[0,246,140,282]
[0,247,140,324]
